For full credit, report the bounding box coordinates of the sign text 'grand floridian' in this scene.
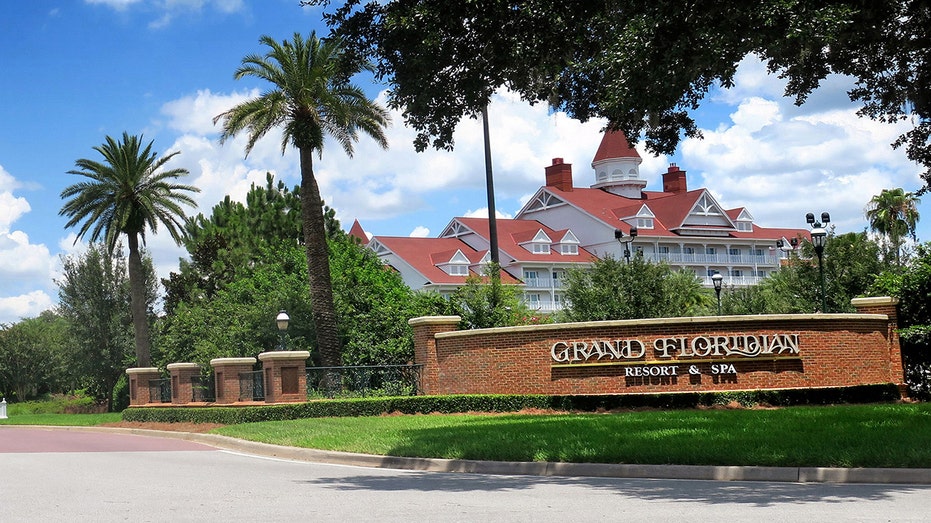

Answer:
[550,333,800,364]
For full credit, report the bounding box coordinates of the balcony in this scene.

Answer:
[641,252,778,266]
[700,275,764,287]
[522,277,565,289]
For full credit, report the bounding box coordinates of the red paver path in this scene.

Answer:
[0,427,215,453]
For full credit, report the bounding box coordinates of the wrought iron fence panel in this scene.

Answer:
[191,375,215,403]
[148,378,171,403]
[306,364,423,399]
[239,370,264,401]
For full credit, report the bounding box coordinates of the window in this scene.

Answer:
[737,221,752,231]
[706,247,717,255]
[523,270,539,280]
[448,264,468,276]
[730,269,743,277]
[658,246,670,254]
[561,244,578,255]
[706,269,718,277]
[637,218,654,229]
[532,243,551,254]
[753,249,763,256]
[728,248,740,256]
[683,247,695,255]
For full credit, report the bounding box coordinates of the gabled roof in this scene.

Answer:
[348,219,368,245]
[593,129,641,163]
[369,236,520,285]
[519,185,809,241]
[449,217,597,263]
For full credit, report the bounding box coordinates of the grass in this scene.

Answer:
[212,403,931,468]
[5,398,931,468]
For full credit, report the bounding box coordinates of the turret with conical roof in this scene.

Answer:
[591,129,646,198]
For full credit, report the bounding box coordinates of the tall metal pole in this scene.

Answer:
[481,105,499,266]
[817,252,826,313]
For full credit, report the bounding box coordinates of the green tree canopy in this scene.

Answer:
[560,255,709,321]
[865,188,922,265]
[215,32,390,367]
[59,132,199,366]
[311,0,931,190]
[0,311,69,402]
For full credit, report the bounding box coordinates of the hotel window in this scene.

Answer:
[728,248,740,256]
[448,264,468,276]
[658,246,670,254]
[523,270,539,280]
[731,269,743,277]
[561,244,578,255]
[637,218,654,229]
[532,243,551,254]
[737,221,752,231]
[683,247,695,255]
[706,247,717,255]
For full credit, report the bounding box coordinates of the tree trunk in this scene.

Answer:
[299,147,342,367]
[126,233,152,367]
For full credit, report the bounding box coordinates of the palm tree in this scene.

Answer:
[214,32,390,367]
[60,132,199,367]
[865,188,921,265]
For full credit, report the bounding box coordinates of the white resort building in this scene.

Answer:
[353,130,809,312]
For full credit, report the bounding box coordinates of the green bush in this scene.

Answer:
[121,384,901,424]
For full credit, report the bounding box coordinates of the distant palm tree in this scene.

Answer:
[864,188,921,265]
[214,32,390,367]
[60,132,199,367]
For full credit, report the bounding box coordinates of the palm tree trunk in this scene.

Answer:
[126,233,152,367]
[299,147,342,367]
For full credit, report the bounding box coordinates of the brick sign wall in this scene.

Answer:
[409,298,904,396]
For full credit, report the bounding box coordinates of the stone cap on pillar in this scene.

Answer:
[408,315,461,327]
[126,367,160,375]
[258,350,310,362]
[851,296,899,308]
[166,362,201,371]
[210,357,257,366]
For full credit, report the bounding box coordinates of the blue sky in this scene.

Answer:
[1,0,929,323]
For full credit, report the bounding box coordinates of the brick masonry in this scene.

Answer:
[410,298,905,397]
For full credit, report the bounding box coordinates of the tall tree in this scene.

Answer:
[310,0,931,191]
[57,244,155,411]
[865,188,922,265]
[59,133,199,367]
[214,32,390,367]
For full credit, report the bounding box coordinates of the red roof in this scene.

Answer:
[371,236,520,285]
[348,219,368,245]
[593,129,641,163]
[451,217,598,263]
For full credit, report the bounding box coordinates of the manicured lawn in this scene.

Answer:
[213,403,931,468]
[0,413,122,426]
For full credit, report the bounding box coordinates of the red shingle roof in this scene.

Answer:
[593,129,641,163]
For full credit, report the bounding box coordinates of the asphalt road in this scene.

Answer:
[2,427,931,522]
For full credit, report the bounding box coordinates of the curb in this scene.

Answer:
[19,425,931,485]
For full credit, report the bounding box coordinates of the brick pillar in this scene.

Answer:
[258,351,310,404]
[126,367,161,406]
[166,363,200,405]
[210,357,257,404]
[851,296,905,394]
[408,316,461,395]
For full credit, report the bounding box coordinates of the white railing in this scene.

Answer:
[699,275,764,287]
[641,252,778,266]
[523,277,565,289]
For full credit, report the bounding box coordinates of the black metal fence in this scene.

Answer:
[148,378,171,403]
[306,364,423,399]
[239,370,264,401]
[191,375,215,403]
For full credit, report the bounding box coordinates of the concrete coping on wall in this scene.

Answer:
[257,350,311,362]
[125,367,160,375]
[166,362,201,371]
[408,315,462,327]
[433,313,889,339]
[209,357,257,366]
[851,296,899,307]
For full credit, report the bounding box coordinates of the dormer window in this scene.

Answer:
[736,221,752,232]
[637,218,653,229]
[532,243,551,254]
[561,244,578,255]
[448,264,468,276]
[521,229,554,255]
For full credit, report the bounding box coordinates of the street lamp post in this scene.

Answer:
[614,226,638,264]
[806,212,830,313]
[711,271,724,315]
[275,309,290,351]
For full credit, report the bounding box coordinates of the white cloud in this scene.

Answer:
[462,207,514,220]
[409,226,430,238]
[0,291,55,324]
[683,58,924,235]
[84,0,142,10]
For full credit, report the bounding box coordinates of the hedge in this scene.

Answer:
[121,383,902,424]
